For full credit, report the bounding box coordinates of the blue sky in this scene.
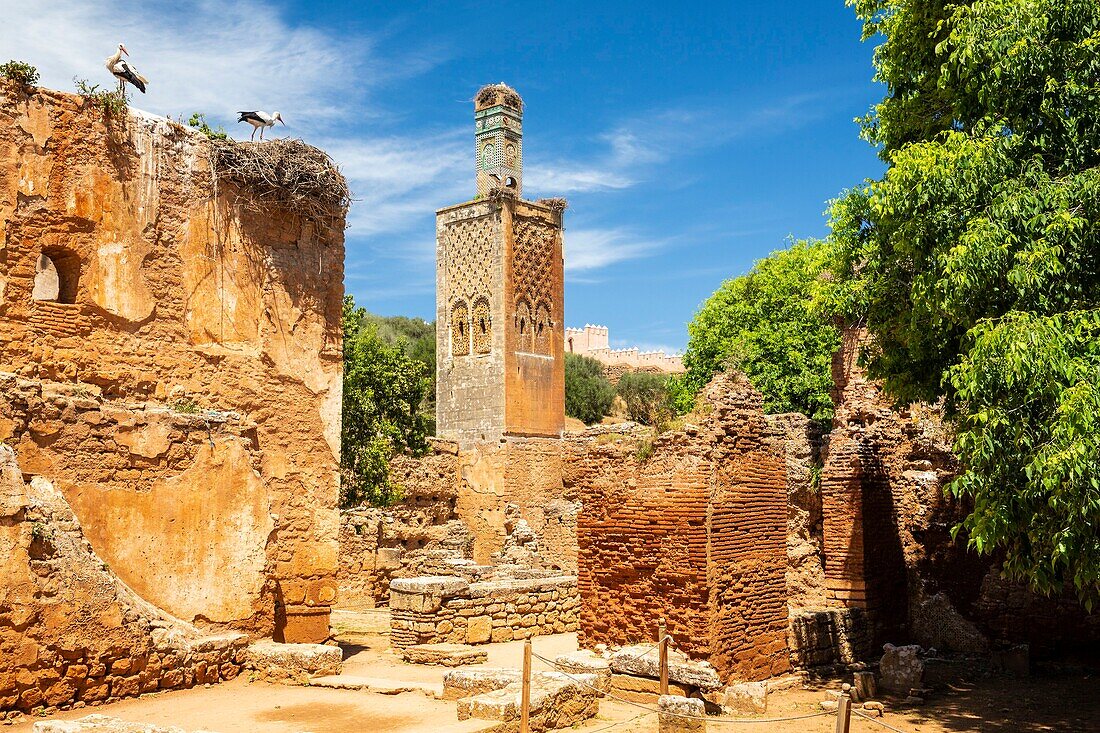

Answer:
[5,1,883,353]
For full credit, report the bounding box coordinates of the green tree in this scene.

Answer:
[565,353,615,425]
[341,295,430,508]
[616,371,674,428]
[823,0,1100,605]
[682,240,839,419]
[360,311,437,432]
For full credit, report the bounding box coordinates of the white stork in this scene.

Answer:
[236,111,285,141]
[105,43,147,94]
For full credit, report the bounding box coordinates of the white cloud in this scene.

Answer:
[564,228,660,272]
[0,0,382,131]
[322,132,469,239]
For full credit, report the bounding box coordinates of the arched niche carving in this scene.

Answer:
[451,300,470,357]
[472,297,492,354]
[534,301,552,355]
[515,298,533,352]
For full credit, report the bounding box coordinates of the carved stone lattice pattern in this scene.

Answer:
[443,215,495,304]
[472,298,492,354]
[534,301,551,355]
[511,216,556,352]
[452,300,470,357]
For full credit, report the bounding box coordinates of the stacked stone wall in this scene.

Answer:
[389,576,579,649]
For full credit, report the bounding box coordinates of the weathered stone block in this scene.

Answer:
[399,643,487,667]
[610,646,721,690]
[658,695,705,733]
[244,641,342,684]
[702,680,766,714]
[879,644,923,693]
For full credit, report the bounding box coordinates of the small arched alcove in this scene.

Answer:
[472,297,492,354]
[451,300,470,357]
[32,249,80,304]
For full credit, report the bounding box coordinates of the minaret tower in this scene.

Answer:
[475,83,523,198]
[435,84,565,444]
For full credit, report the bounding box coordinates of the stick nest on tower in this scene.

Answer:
[475,83,523,111]
[208,138,350,222]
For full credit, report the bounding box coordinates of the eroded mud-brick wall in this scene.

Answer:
[0,444,248,718]
[819,327,1100,656]
[0,89,343,644]
[338,447,475,609]
[570,374,790,683]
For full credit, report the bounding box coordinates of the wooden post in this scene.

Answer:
[658,618,669,696]
[521,638,532,733]
[834,693,851,733]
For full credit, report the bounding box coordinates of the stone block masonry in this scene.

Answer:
[388,575,579,649]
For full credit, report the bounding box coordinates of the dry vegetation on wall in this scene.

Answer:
[209,138,351,222]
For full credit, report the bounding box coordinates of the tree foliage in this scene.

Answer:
[823,0,1100,605]
[616,371,674,428]
[341,296,431,508]
[564,353,615,425]
[682,240,839,419]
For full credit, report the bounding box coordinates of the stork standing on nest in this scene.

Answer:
[105,43,147,94]
[237,111,284,141]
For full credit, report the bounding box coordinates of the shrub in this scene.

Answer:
[616,371,674,428]
[187,112,228,141]
[565,353,614,425]
[73,77,127,116]
[0,60,39,89]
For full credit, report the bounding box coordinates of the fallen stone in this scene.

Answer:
[658,695,705,733]
[852,671,876,702]
[862,701,885,717]
[610,645,722,690]
[443,668,522,700]
[399,643,488,667]
[879,644,923,693]
[903,695,925,706]
[456,671,599,732]
[33,715,219,733]
[610,673,693,702]
[991,644,1030,677]
[555,651,611,691]
[244,640,342,684]
[819,700,839,712]
[701,681,767,714]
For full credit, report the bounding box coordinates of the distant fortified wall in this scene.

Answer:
[0,86,345,670]
[565,324,684,374]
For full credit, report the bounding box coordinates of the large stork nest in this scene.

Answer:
[208,138,350,222]
[475,83,523,111]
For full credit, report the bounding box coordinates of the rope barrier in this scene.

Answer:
[852,708,915,733]
[529,650,832,725]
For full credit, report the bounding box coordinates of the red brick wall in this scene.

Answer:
[571,374,790,682]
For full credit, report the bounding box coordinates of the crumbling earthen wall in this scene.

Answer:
[457,437,578,571]
[569,374,790,683]
[0,89,343,645]
[0,445,247,718]
[338,448,474,609]
[820,327,1100,656]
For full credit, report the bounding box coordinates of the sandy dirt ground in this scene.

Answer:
[10,618,1098,733]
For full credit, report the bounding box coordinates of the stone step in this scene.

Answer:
[400,643,488,667]
[309,674,444,697]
